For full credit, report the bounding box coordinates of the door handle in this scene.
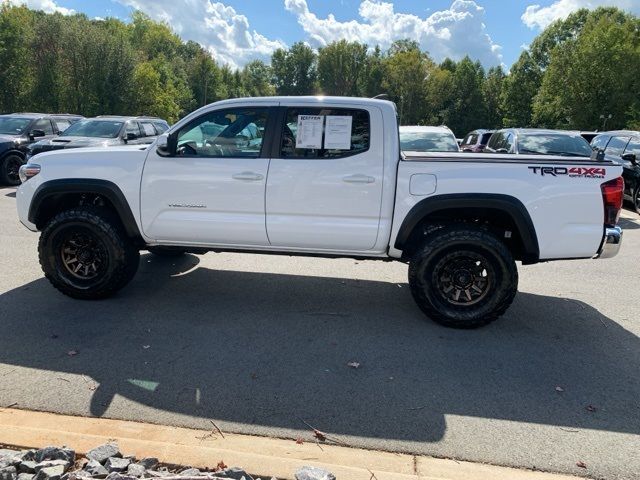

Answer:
[232,171,264,181]
[343,174,375,184]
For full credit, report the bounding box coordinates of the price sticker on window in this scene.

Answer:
[296,115,323,149]
[324,115,353,150]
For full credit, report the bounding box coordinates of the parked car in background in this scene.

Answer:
[460,129,494,152]
[486,128,593,157]
[0,113,82,185]
[27,116,170,160]
[399,126,460,153]
[591,130,640,214]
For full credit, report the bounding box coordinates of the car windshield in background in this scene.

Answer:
[400,131,459,152]
[61,120,123,138]
[0,117,31,135]
[518,133,592,157]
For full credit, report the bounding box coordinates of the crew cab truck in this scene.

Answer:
[16,97,625,328]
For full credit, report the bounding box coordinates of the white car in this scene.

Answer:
[16,96,623,328]
[399,125,460,153]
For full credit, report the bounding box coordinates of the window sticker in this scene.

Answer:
[296,115,324,149]
[324,115,353,150]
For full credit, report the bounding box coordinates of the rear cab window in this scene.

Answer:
[280,107,370,159]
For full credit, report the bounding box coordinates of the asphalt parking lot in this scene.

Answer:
[0,185,639,480]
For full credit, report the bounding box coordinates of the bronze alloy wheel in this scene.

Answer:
[432,250,492,306]
[59,228,109,281]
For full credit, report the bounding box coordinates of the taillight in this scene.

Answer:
[18,163,40,183]
[600,176,624,226]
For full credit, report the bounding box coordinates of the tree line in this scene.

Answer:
[0,4,638,134]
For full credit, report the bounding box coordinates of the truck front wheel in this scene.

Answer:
[408,225,518,329]
[39,207,139,299]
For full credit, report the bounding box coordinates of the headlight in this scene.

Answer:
[19,163,41,183]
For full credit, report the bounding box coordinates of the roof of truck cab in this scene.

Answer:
[201,96,396,107]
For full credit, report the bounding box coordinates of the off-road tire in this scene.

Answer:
[633,185,640,215]
[408,225,518,329]
[147,246,188,257]
[0,154,24,186]
[39,207,139,299]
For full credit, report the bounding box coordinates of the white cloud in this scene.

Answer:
[522,0,640,29]
[115,1,286,69]
[3,0,74,15]
[284,0,503,66]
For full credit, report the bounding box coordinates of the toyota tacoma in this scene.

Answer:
[16,97,624,328]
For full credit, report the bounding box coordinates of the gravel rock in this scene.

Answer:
[34,465,65,480]
[34,461,70,474]
[0,466,17,480]
[34,449,74,465]
[178,469,200,476]
[83,460,108,477]
[294,467,335,480]
[104,459,130,474]
[104,474,138,480]
[17,474,34,480]
[18,453,36,464]
[124,465,145,478]
[18,463,38,474]
[86,445,121,465]
[135,460,157,472]
[215,468,253,480]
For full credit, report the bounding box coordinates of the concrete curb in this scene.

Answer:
[0,408,583,480]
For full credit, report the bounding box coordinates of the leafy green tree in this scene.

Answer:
[317,40,368,96]
[242,60,275,97]
[0,5,34,112]
[424,66,456,126]
[359,45,384,97]
[383,40,432,125]
[532,9,640,129]
[501,51,541,127]
[483,66,505,129]
[271,42,317,95]
[447,56,486,135]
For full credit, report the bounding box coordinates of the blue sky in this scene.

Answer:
[15,0,640,69]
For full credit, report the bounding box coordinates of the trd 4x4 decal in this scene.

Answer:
[528,166,606,178]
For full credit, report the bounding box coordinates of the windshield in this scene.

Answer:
[61,120,123,138]
[0,117,32,135]
[400,131,459,152]
[518,133,592,157]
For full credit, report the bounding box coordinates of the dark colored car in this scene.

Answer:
[460,129,494,152]
[485,128,593,157]
[27,116,170,160]
[0,113,83,185]
[591,130,640,214]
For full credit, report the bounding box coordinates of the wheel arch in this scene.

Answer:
[395,193,540,264]
[29,179,143,243]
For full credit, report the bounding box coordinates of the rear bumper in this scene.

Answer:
[595,226,622,259]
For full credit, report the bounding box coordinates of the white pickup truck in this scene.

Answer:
[16,96,624,328]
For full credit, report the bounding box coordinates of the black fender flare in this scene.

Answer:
[394,193,540,263]
[28,178,142,240]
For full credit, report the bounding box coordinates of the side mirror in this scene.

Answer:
[495,148,508,154]
[156,133,176,157]
[621,152,637,165]
[30,129,46,139]
[125,132,137,142]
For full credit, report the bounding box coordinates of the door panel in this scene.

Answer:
[140,106,274,246]
[266,106,384,251]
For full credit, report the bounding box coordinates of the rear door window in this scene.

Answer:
[32,118,54,135]
[280,107,370,159]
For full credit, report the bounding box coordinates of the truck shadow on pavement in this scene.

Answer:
[0,253,638,446]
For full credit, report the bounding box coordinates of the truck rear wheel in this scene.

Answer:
[38,207,139,299]
[408,225,518,328]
